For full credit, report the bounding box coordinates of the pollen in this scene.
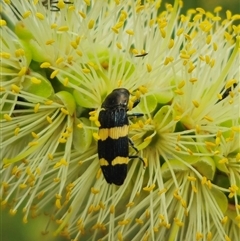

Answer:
[78,11,86,18]
[126,29,134,35]
[50,69,59,79]
[40,62,51,68]
[3,114,12,121]
[36,12,44,20]
[146,64,152,72]
[143,184,155,192]
[88,19,95,29]
[91,187,100,194]
[187,176,196,181]
[31,132,39,138]
[46,116,53,124]
[204,115,213,122]
[61,108,69,115]
[168,39,174,49]
[34,103,40,113]
[31,77,41,84]
[22,11,31,18]
[135,218,144,225]
[18,67,27,76]
[82,68,91,74]
[225,79,237,89]
[28,141,38,147]
[57,0,65,9]
[58,26,69,32]
[192,100,199,108]
[219,157,228,164]
[0,20,6,26]
[118,219,130,226]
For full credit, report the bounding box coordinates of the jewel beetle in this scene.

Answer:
[98,88,144,185]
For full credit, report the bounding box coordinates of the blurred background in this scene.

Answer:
[1,0,239,241]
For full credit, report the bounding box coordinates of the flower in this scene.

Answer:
[1,0,240,240]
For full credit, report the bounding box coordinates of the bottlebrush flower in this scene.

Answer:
[1,1,239,240]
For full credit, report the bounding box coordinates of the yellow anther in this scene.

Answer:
[57,0,65,9]
[174,217,184,227]
[188,63,196,73]
[46,116,53,124]
[160,28,166,38]
[126,202,134,208]
[50,69,59,79]
[31,132,39,138]
[135,218,144,225]
[78,11,86,18]
[36,12,44,20]
[146,64,152,72]
[207,232,212,241]
[23,11,31,18]
[174,89,184,95]
[118,219,130,225]
[117,232,123,241]
[192,185,197,193]
[93,132,100,141]
[82,68,91,74]
[177,28,184,36]
[192,100,199,108]
[219,158,228,164]
[28,141,38,147]
[3,114,12,121]
[45,39,55,45]
[126,29,134,35]
[0,20,7,26]
[91,187,99,194]
[205,141,216,147]
[116,42,122,49]
[40,62,51,68]
[58,26,69,31]
[196,232,203,240]
[143,184,155,192]
[204,115,213,122]
[189,78,197,83]
[206,35,212,44]
[225,79,237,89]
[187,176,196,181]
[31,77,41,84]
[115,21,124,29]
[61,108,69,115]
[0,52,11,59]
[214,6,222,13]
[226,10,232,20]
[19,183,27,189]
[88,19,95,29]
[55,199,61,209]
[18,67,27,76]
[178,80,185,89]
[168,39,174,49]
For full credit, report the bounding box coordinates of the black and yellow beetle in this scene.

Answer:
[98,88,144,185]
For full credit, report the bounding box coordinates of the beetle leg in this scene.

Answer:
[127,113,144,118]
[128,138,139,153]
[129,155,147,167]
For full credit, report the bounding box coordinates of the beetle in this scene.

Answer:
[98,88,144,185]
